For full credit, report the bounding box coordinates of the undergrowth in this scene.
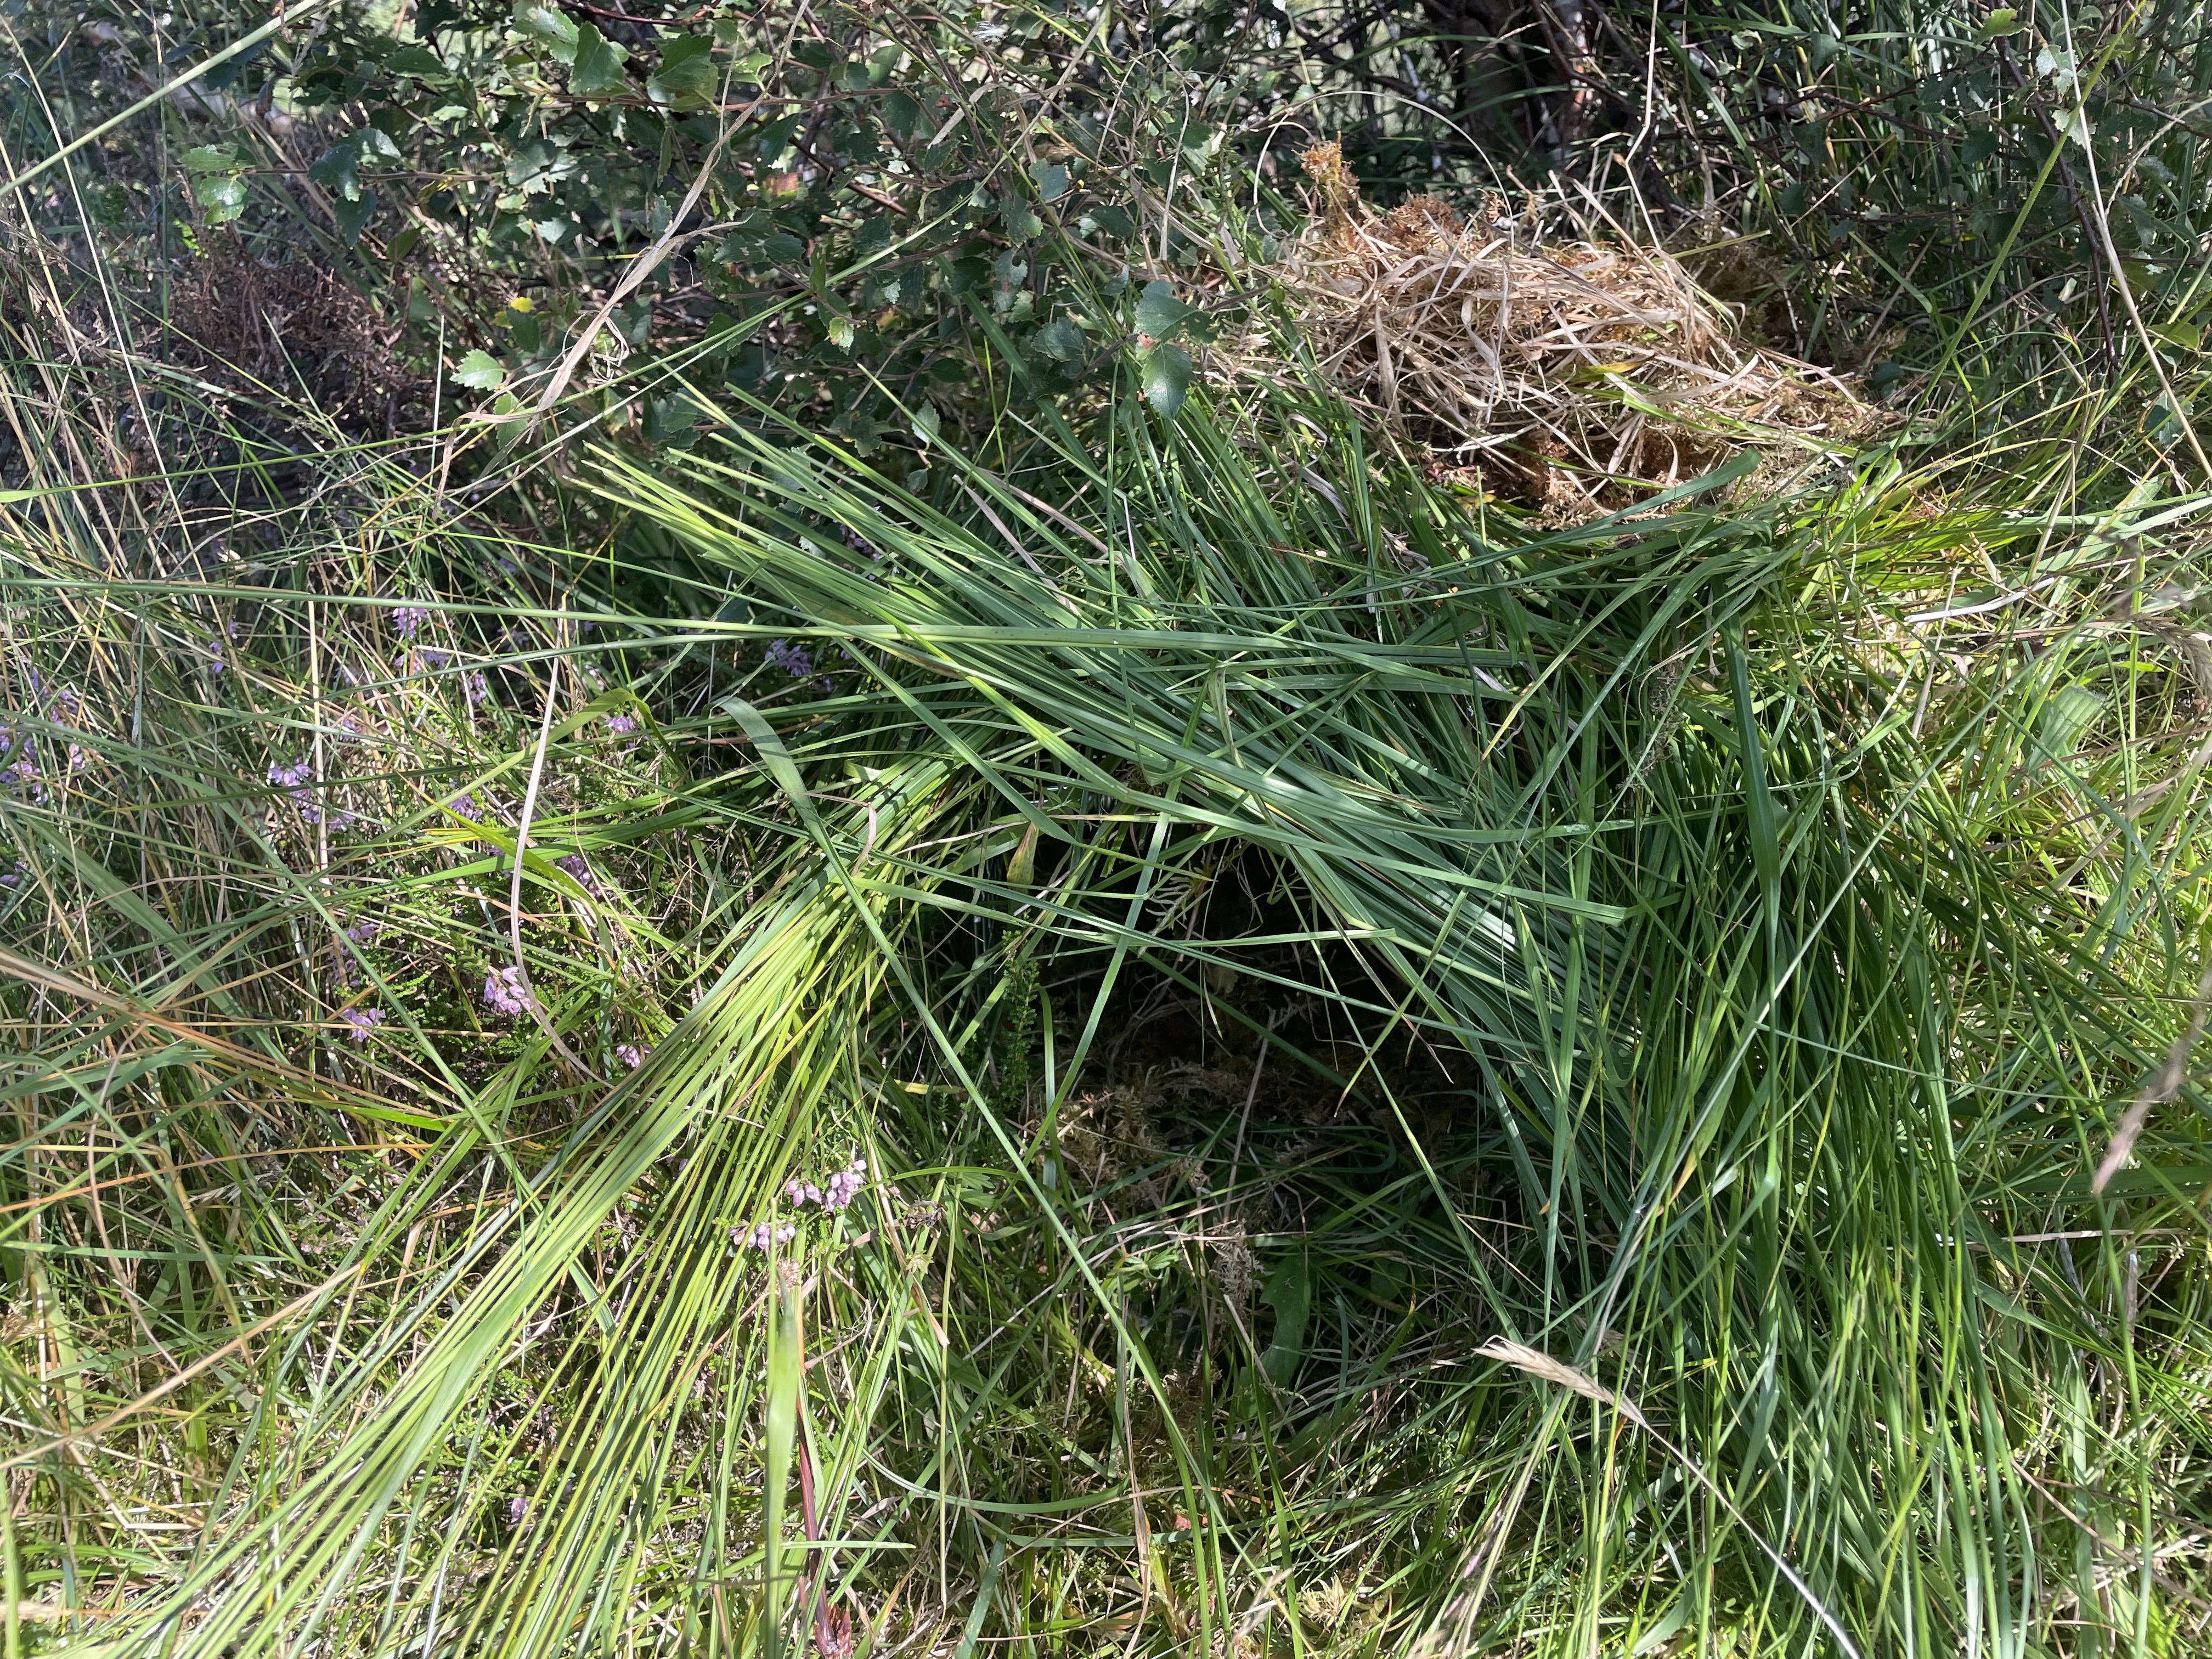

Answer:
[3,3,2212,1657]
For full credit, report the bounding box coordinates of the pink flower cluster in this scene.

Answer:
[614,1042,648,1069]
[741,1221,797,1250]
[785,1156,868,1213]
[341,1007,386,1043]
[392,605,433,639]
[738,1156,870,1252]
[1,747,46,803]
[483,966,534,1017]
[268,757,354,828]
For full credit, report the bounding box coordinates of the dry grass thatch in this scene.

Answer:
[169,238,419,435]
[1280,143,1879,515]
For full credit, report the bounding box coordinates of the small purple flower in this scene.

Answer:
[0,860,23,888]
[268,757,319,819]
[555,853,601,895]
[344,917,383,945]
[603,713,640,738]
[66,743,91,774]
[2,757,48,803]
[393,605,433,639]
[823,1156,869,1211]
[782,1156,869,1213]
[483,964,534,1017]
[740,1221,798,1251]
[764,639,812,678]
[27,675,81,722]
[508,1496,528,1526]
[446,792,481,820]
[341,1007,386,1043]
[207,646,226,675]
[615,1042,648,1069]
[464,670,490,708]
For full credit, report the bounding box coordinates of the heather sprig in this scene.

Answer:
[482,964,533,1017]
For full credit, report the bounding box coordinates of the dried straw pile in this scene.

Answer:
[1280,143,1875,514]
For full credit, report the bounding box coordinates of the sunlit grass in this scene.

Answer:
[5,270,2210,1656]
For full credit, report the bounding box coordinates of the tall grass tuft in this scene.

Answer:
[8,179,2212,1650]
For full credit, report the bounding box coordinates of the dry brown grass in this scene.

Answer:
[169,236,419,435]
[1279,143,1879,516]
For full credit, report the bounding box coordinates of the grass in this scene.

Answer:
[6,276,2212,1653]
[6,2,2212,1653]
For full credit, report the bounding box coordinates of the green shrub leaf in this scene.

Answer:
[513,2,580,63]
[569,24,629,95]
[1142,343,1192,416]
[1134,279,1198,343]
[194,171,247,226]
[332,189,377,245]
[453,350,507,390]
[1034,317,1086,362]
[1000,194,1043,241]
[648,35,714,104]
[1028,160,1069,202]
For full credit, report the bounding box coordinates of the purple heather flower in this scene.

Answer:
[268,757,320,820]
[341,1007,386,1043]
[2,757,48,803]
[764,639,812,678]
[554,853,601,895]
[26,674,80,723]
[740,1221,798,1251]
[393,605,433,639]
[615,1042,648,1069]
[784,1156,869,1213]
[483,964,534,1017]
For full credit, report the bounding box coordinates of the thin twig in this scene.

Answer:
[2092,958,2212,1194]
[510,648,601,1081]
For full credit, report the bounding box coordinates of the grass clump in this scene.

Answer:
[3,2,2212,1656]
